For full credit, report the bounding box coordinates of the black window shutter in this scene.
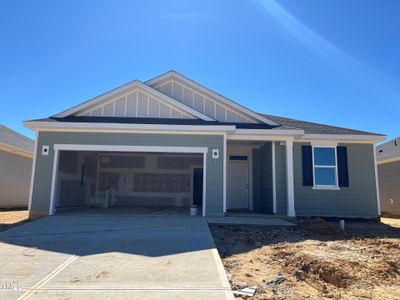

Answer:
[302,145,313,186]
[337,146,349,187]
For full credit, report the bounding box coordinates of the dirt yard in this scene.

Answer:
[210,218,400,300]
[0,210,29,231]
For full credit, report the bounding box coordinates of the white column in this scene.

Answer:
[372,144,381,216]
[223,134,227,213]
[272,142,277,214]
[28,131,38,211]
[286,140,296,217]
[49,149,59,216]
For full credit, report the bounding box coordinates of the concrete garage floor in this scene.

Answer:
[0,215,233,300]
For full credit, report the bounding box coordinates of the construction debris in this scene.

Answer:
[233,286,257,297]
[211,219,400,299]
[266,275,285,288]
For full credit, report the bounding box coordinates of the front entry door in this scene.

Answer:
[228,162,249,209]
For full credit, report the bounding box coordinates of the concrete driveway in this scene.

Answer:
[0,214,233,300]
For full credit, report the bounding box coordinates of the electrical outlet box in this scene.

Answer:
[41,145,49,156]
[212,149,219,159]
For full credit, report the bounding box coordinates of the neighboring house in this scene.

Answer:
[0,125,34,208]
[25,71,385,219]
[377,137,400,214]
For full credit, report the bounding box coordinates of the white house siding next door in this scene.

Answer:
[227,161,249,209]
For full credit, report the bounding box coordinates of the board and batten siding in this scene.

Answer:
[31,132,224,216]
[293,142,379,217]
[378,160,400,213]
[0,150,32,207]
[152,79,256,123]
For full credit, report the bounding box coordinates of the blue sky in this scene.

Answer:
[0,0,399,140]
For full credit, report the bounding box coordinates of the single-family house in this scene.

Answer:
[25,71,385,219]
[0,125,34,208]
[377,137,400,214]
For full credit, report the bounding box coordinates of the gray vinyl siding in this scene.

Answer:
[294,142,379,217]
[0,151,32,207]
[260,142,273,213]
[252,148,261,212]
[252,143,286,215]
[378,160,400,212]
[31,132,224,216]
[275,142,287,215]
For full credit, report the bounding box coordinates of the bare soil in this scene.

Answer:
[210,218,400,300]
[0,210,29,231]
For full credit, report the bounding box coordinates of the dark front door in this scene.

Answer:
[193,168,203,206]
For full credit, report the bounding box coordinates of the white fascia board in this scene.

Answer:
[24,121,236,133]
[54,80,141,118]
[299,134,387,143]
[227,135,296,141]
[0,144,33,159]
[53,80,214,121]
[377,156,400,165]
[145,71,280,126]
[233,129,304,135]
[227,129,303,142]
[53,144,208,154]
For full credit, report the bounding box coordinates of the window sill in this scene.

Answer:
[312,186,341,191]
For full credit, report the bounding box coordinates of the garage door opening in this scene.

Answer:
[51,148,206,216]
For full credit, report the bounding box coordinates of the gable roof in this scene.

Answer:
[262,114,385,136]
[53,80,213,121]
[145,70,279,126]
[0,125,34,158]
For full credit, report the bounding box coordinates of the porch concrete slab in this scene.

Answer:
[207,216,297,227]
[0,215,233,300]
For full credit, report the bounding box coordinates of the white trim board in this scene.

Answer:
[53,144,208,154]
[28,131,38,211]
[377,156,400,165]
[300,134,386,143]
[0,144,33,159]
[373,144,381,216]
[145,71,280,126]
[25,121,236,133]
[48,144,208,217]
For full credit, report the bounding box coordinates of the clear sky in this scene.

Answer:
[1,0,399,140]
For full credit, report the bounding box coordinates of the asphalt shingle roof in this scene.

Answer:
[27,114,384,137]
[261,114,384,136]
[0,125,34,153]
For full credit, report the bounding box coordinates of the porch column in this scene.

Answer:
[285,141,296,216]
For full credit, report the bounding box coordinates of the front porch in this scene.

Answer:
[225,139,295,217]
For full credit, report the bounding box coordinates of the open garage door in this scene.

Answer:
[50,145,207,216]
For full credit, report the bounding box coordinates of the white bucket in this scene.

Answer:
[190,206,198,216]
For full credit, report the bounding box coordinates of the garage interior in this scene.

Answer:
[54,150,204,214]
